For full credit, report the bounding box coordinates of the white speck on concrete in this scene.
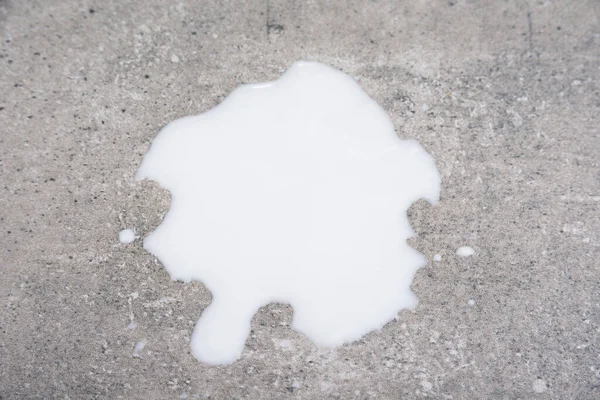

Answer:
[127,321,137,329]
[133,340,147,357]
[532,379,547,393]
[421,380,433,391]
[433,254,442,262]
[456,246,475,257]
[119,229,136,244]
[509,110,523,127]
[467,299,475,306]
[273,339,294,351]
[171,54,180,63]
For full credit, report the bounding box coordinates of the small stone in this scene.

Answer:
[532,379,547,393]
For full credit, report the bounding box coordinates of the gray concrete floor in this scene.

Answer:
[1,0,599,398]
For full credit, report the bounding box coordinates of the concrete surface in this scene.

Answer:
[1,0,599,398]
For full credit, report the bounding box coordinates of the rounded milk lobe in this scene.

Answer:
[456,246,475,257]
[137,61,441,365]
[119,229,135,244]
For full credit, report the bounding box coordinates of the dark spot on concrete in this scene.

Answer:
[191,31,197,35]
[267,24,284,35]
[122,109,126,113]
[448,1,455,5]
[145,74,150,79]
[393,92,416,114]
[557,26,561,30]
[89,8,95,14]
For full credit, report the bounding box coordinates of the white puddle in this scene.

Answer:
[136,61,441,365]
[119,229,136,244]
[456,246,475,257]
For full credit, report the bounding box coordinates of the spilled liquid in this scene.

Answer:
[456,246,475,257]
[119,229,135,244]
[137,61,441,365]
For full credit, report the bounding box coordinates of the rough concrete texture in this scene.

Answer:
[1,0,599,398]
